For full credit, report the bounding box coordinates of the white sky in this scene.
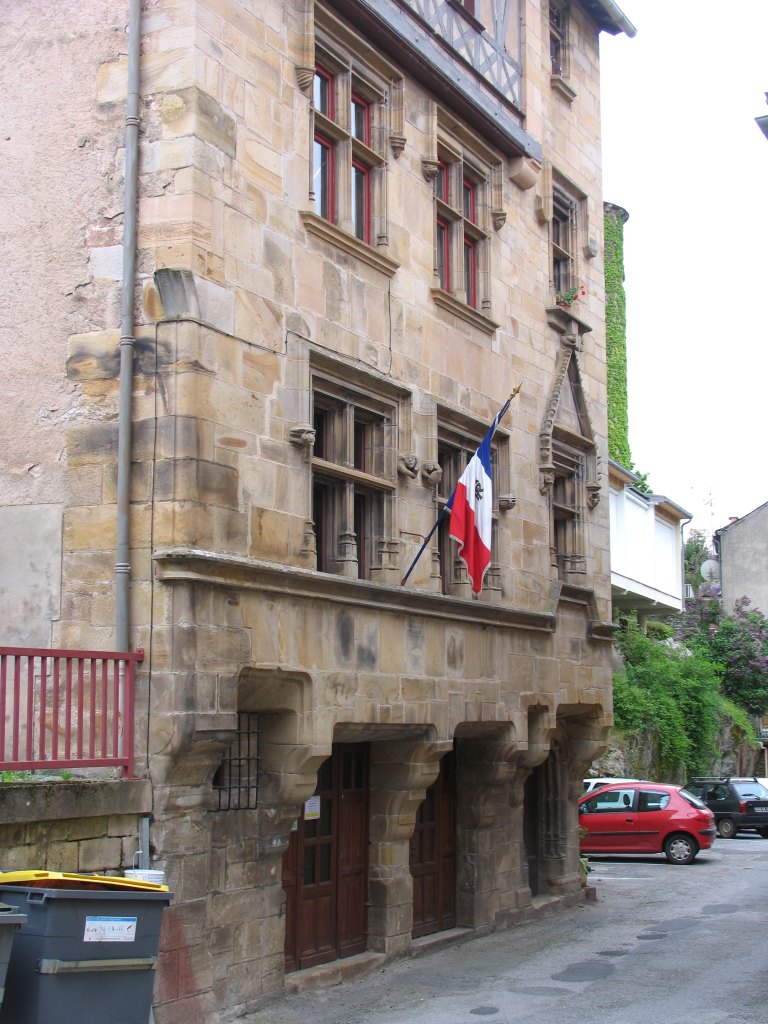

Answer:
[598,1,768,543]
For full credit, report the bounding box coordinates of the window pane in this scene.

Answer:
[352,162,369,242]
[313,483,330,573]
[437,220,449,290]
[436,161,448,203]
[463,179,475,222]
[354,419,367,471]
[313,138,333,221]
[464,239,477,308]
[351,96,369,143]
[354,492,368,579]
[313,69,331,115]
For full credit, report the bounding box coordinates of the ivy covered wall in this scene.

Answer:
[604,203,631,467]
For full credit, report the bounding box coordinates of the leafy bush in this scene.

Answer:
[613,619,723,778]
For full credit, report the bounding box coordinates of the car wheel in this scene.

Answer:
[717,818,737,839]
[664,833,698,865]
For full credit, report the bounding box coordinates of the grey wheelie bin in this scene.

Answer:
[0,900,27,1011]
[0,871,171,1024]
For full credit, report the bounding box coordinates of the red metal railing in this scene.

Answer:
[0,647,143,778]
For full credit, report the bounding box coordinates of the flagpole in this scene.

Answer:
[400,385,521,588]
[400,508,447,587]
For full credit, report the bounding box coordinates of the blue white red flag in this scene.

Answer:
[446,397,512,594]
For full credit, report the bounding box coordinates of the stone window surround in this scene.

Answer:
[433,405,511,599]
[548,0,577,103]
[424,113,505,336]
[299,6,405,277]
[311,369,398,582]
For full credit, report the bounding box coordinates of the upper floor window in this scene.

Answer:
[436,421,503,595]
[310,53,386,249]
[311,374,397,580]
[433,140,489,312]
[552,186,577,293]
[549,3,567,77]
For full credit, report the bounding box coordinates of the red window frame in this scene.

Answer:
[462,177,476,223]
[436,217,450,292]
[313,134,335,222]
[436,159,450,204]
[352,159,371,243]
[464,237,477,308]
[351,93,371,146]
[313,66,334,118]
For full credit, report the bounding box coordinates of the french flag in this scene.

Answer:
[446,397,511,594]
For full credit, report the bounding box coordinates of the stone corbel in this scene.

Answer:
[492,209,507,231]
[397,453,419,479]
[586,482,601,509]
[289,424,316,448]
[509,155,542,192]
[539,466,555,495]
[421,460,442,487]
[422,158,440,183]
[295,65,314,95]
[498,494,516,512]
[390,134,406,159]
[389,79,406,159]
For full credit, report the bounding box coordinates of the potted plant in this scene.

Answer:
[555,285,586,309]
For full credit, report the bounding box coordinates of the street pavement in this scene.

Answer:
[251,834,768,1024]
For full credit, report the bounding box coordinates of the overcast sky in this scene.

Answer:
[598,1,768,543]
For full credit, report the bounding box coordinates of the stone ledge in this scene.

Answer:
[0,780,152,825]
[284,950,386,994]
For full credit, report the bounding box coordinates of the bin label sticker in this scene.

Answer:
[83,916,138,942]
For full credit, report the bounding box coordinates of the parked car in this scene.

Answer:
[579,782,716,865]
[684,777,768,839]
[582,777,639,794]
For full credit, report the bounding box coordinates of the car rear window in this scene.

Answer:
[733,782,768,799]
[679,789,708,810]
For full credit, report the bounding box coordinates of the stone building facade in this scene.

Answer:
[0,0,634,1020]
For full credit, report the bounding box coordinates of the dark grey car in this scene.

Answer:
[685,777,768,838]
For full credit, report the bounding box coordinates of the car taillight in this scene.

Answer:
[739,801,746,813]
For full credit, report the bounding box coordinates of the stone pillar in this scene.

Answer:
[455,734,520,929]
[367,737,448,956]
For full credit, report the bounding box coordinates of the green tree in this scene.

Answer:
[704,597,768,716]
[684,529,714,591]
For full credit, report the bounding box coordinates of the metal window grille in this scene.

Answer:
[213,712,259,810]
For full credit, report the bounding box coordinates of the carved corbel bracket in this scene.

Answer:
[510,155,542,192]
[586,482,601,509]
[295,65,314,95]
[498,494,516,512]
[397,453,419,479]
[422,158,440,183]
[492,209,507,231]
[421,460,442,487]
[390,134,406,159]
[289,425,316,457]
[539,466,555,494]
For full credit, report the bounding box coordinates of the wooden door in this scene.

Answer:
[282,743,369,971]
[410,750,456,937]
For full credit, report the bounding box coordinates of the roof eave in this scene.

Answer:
[579,0,637,38]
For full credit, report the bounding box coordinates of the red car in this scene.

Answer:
[579,782,716,865]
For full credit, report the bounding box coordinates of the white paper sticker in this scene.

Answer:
[304,795,321,821]
[83,916,137,943]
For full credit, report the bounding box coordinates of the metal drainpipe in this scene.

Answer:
[115,0,142,652]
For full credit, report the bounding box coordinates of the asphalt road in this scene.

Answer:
[252,834,768,1024]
